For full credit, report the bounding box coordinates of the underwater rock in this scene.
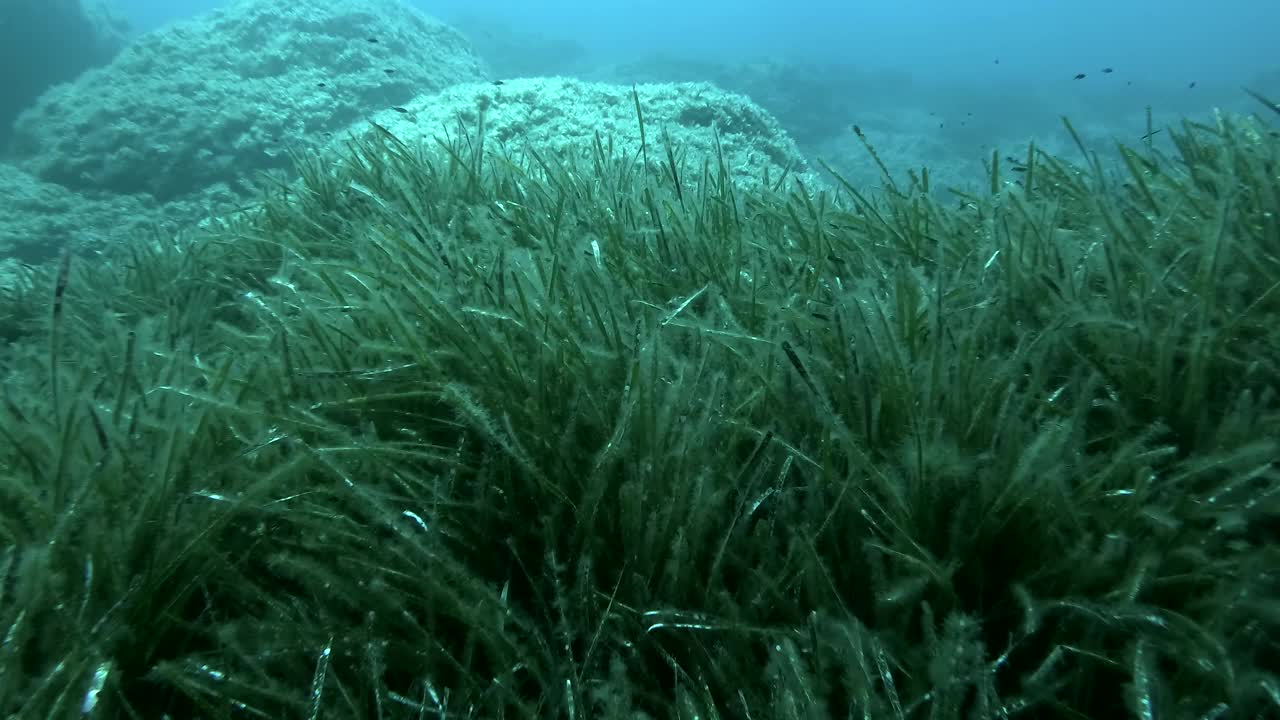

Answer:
[6,0,487,202]
[338,76,818,194]
[0,0,129,150]
[0,160,161,264]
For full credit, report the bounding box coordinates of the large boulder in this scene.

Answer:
[338,77,818,193]
[0,0,129,148]
[6,0,488,202]
[0,160,237,265]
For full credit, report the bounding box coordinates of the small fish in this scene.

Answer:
[1002,155,1028,171]
[391,106,409,113]
[316,82,327,88]
[1101,67,1114,73]
[1140,129,1164,141]
[994,58,1000,64]
[1188,81,1196,89]
[383,68,396,75]
[492,79,504,86]
[366,37,378,43]
[1073,73,1086,80]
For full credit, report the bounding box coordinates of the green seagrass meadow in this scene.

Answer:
[0,101,1278,718]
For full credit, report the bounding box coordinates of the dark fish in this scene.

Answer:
[994,58,1000,64]
[383,68,396,75]
[391,106,409,113]
[1073,73,1086,80]
[1188,81,1196,89]
[1101,67,1114,73]
[316,82,326,88]
[1004,155,1028,172]
[492,79,504,86]
[366,37,378,43]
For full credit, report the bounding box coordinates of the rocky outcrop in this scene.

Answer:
[6,0,487,202]
[0,0,129,149]
[338,77,816,194]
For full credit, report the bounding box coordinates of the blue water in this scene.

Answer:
[114,0,1277,93]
